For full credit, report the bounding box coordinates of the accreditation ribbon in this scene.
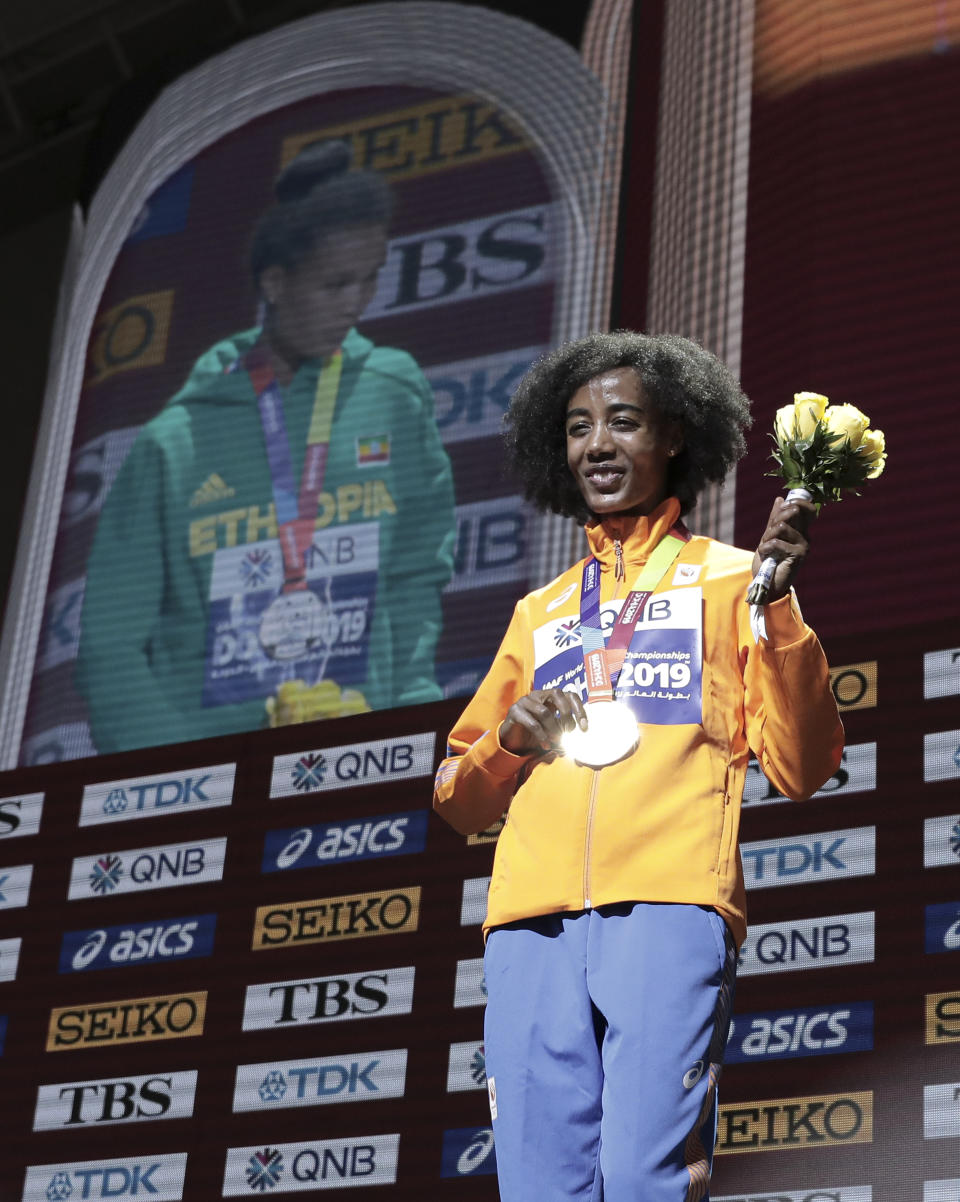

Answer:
[563,523,689,767]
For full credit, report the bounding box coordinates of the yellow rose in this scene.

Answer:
[266,679,344,726]
[858,427,886,478]
[792,392,828,439]
[773,404,796,443]
[265,679,312,727]
[775,393,827,442]
[822,402,870,448]
[338,688,371,716]
[300,680,346,721]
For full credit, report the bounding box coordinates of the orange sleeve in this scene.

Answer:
[741,592,845,801]
[432,603,535,835]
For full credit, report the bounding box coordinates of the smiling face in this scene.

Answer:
[260,224,388,370]
[565,367,683,518]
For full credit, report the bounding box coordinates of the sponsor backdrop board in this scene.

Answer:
[0,606,958,1199]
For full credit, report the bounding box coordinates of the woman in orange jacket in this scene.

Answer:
[433,331,843,1202]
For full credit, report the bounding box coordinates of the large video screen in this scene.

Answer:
[18,82,565,766]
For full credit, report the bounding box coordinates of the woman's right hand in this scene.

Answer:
[498,688,588,757]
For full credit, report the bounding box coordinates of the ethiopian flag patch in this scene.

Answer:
[356,434,391,466]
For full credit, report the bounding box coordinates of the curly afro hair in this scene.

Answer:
[503,330,752,520]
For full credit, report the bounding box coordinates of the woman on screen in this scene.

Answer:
[76,141,456,753]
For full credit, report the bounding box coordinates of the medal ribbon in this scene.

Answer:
[578,524,689,703]
[249,349,343,592]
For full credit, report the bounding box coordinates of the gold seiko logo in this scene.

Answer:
[926,991,960,1044]
[253,887,421,950]
[281,94,527,182]
[829,661,878,711]
[47,991,207,1051]
[716,1090,873,1154]
[86,290,174,387]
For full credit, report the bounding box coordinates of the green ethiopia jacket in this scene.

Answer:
[75,327,456,754]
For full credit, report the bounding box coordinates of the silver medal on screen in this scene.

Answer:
[259,590,327,660]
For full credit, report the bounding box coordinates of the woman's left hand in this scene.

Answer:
[751,494,818,603]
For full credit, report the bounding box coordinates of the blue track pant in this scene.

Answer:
[483,902,737,1201]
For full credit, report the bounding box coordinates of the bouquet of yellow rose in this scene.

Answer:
[746,391,886,605]
[265,679,371,727]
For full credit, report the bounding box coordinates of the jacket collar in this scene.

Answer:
[169,326,375,410]
[250,324,373,375]
[584,496,683,572]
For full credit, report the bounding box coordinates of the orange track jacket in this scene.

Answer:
[433,498,844,947]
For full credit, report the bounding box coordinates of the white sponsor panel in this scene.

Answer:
[447,1040,488,1092]
[924,1082,960,1140]
[0,863,32,910]
[364,203,553,320]
[68,837,227,900]
[738,912,875,977]
[0,791,44,838]
[447,495,532,593]
[743,742,876,807]
[23,1152,188,1202]
[242,966,416,1031]
[233,1049,407,1111]
[61,427,140,529]
[714,1190,872,1202]
[532,585,702,661]
[270,734,435,799]
[924,815,960,868]
[925,648,960,699]
[222,1134,400,1194]
[0,936,21,982]
[209,524,379,600]
[925,731,960,783]
[741,827,876,890]
[34,1070,197,1131]
[80,763,235,826]
[427,345,547,445]
[461,877,490,926]
[37,579,86,673]
[925,1180,960,1201]
[21,722,97,767]
[454,958,487,1008]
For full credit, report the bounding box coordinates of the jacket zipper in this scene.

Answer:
[582,769,600,908]
[584,539,624,908]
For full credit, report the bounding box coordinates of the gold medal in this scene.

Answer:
[562,700,639,768]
